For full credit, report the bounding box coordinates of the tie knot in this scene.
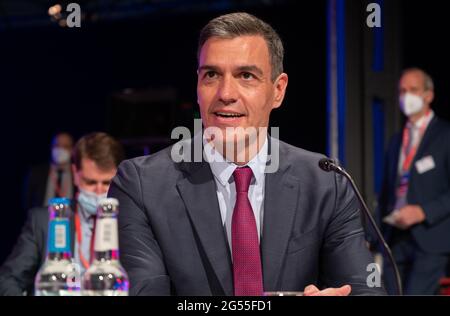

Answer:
[233,167,253,193]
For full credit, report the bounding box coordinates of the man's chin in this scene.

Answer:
[206,133,263,162]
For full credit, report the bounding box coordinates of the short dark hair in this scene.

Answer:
[198,12,284,81]
[72,132,124,171]
[51,132,74,147]
[401,67,434,91]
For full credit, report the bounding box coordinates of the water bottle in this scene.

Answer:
[35,198,81,296]
[82,198,129,295]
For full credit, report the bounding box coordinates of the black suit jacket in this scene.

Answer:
[109,137,385,296]
[23,164,75,211]
[377,116,450,253]
[0,208,75,296]
[23,164,50,211]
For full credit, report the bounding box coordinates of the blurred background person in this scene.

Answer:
[0,132,124,295]
[23,132,75,210]
[377,68,450,295]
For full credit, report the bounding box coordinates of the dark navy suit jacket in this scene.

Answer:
[0,207,76,295]
[109,137,385,296]
[377,116,450,254]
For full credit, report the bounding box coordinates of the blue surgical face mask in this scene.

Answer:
[77,188,107,216]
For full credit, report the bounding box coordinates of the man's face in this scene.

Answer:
[53,133,73,151]
[197,35,288,143]
[72,158,117,195]
[399,71,434,106]
[51,133,73,166]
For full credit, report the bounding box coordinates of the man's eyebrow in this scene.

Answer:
[198,65,220,72]
[198,65,264,77]
[82,176,97,183]
[236,65,264,77]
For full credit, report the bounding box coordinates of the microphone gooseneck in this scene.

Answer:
[318,158,403,295]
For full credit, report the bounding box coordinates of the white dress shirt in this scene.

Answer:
[203,137,268,253]
[397,110,434,174]
[74,204,95,276]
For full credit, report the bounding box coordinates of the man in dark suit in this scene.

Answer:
[0,132,124,295]
[109,12,385,296]
[23,132,75,211]
[377,68,450,295]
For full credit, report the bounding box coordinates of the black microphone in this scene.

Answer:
[318,157,344,173]
[318,158,403,295]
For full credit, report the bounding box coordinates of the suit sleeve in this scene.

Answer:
[0,209,43,296]
[319,173,386,296]
[377,142,393,225]
[108,160,171,295]
[22,167,34,212]
[422,136,450,226]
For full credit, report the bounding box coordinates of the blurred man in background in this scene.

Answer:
[23,132,75,211]
[377,68,450,294]
[0,132,124,295]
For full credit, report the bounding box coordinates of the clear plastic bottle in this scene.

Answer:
[35,198,81,296]
[82,198,129,296]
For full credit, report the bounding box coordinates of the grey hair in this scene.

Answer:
[402,67,434,91]
[198,12,284,82]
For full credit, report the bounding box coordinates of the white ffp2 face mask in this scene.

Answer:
[399,92,424,116]
[52,147,71,165]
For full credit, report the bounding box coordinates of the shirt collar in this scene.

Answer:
[77,201,96,225]
[408,110,434,129]
[203,136,268,187]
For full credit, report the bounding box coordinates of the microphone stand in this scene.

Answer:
[319,158,403,295]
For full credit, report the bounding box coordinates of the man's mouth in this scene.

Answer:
[213,111,245,118]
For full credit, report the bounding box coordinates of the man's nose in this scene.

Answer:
[218,74,238,105]
[93,184,108,195]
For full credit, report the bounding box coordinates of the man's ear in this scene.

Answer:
[272,73,288,109]
[72,164,79,187]
[425,89,434,105]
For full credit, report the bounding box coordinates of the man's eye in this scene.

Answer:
[205,71,217,79]
[241,72,254,80]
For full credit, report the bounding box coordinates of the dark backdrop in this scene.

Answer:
[401,0,450,122]
[0,1,328,263]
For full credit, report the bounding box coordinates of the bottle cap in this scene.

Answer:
[98,198,119,214]
[48,197,71,206]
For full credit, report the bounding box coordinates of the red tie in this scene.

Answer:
[232,167,263,296]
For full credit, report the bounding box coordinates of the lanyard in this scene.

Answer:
[74,202,96,270]
[401,110,431,172]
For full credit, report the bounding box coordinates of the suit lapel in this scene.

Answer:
[261,144,299,291]
[413,116,440,165]
[70,209,76,254]
[176,161,234,296]
[390,134,402,193]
